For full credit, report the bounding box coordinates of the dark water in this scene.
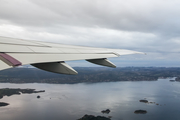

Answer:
[0,78,180,120]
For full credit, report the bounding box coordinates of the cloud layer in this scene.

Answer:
[0,0,180,66]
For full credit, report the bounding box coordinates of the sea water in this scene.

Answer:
[0,78,179,120]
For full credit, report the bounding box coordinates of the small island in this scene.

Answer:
[134,110,147,114]
[101,109,110,114]
[139,100,148,103]
[169,80,175,82]
[0,102,9,107]
[78,115,111,120]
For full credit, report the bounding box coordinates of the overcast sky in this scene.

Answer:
[0,0,180,67]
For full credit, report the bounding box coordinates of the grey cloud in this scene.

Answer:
[28,0,180,36]
[0,0,180,67]
[1,0,180,34]
[0,0,61,27]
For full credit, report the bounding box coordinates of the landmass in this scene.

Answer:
[101,109,110,114]
[78,115,111,120]
[0,67,179,83]
[0,102,9,107]
[139,100,148,103]
[175,77,180,82]
[134,110,147,114]
[170,80,175,82]
[139,99,164,106]
[0,88,45,107]
[0,88,45,99]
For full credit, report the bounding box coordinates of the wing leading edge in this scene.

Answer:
[0,36,145,74]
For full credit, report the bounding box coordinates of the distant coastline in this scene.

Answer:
[0,67,178,84]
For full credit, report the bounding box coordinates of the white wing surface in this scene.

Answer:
[0,36,144,75]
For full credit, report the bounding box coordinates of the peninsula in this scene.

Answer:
[0,88,45,99]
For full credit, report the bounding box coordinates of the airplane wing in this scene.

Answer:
[0,36,144,75]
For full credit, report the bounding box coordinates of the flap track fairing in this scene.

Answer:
[31,61,78,75]
[86,58,116,68]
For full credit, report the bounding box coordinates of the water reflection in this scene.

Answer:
[0,78,179,120]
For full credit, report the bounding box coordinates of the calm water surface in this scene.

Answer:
[0,78,180,120]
